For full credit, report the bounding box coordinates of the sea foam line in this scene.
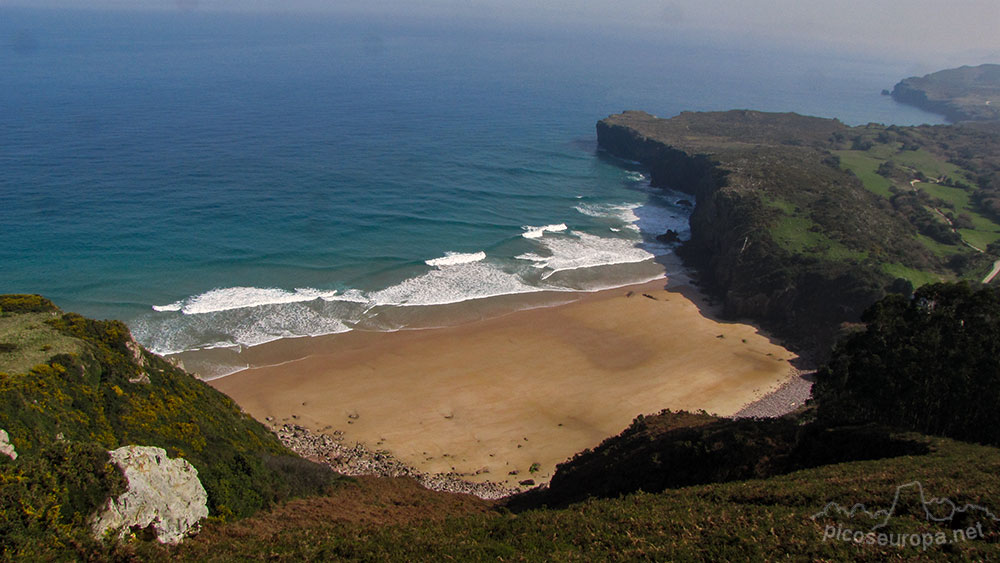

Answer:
[521,223,568,239]
[425,251,487,267]
[153,286,345,315]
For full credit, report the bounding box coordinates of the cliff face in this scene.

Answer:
[596,111,892,355]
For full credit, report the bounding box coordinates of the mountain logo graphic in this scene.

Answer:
[811,481,1000,530]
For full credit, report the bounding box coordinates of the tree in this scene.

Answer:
[813,282,1000,445]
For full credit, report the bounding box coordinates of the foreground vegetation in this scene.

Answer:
[133,435,1000,561]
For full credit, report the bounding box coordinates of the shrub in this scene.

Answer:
[814,282,1000,444]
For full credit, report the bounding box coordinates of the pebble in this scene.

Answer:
[731,369,816,419]
[274,424,517,500]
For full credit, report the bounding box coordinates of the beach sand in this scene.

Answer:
[210,278,796,486]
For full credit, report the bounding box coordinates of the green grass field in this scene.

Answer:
[0,312,82,375]
[915,182,1000,249]
[881,263,948,287]
[891,149,965,180]
[834,150,894,198]
[769,210,866,261]
[835,145,1000,263]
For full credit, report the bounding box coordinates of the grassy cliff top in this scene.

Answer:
[602,109,1000,285]
[602,109,848,150]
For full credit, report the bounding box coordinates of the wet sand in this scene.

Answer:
[210,278,796,486]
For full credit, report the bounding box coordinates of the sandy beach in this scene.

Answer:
[210,277,796,487]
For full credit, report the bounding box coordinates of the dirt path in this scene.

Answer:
[983,259,1000,284]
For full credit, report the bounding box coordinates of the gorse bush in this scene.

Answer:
[0,295,344,557]
[0,441,126,561]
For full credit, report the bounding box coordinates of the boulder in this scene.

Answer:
[91,445,208,545]
[656,229,681,243]
[0,429,16,460]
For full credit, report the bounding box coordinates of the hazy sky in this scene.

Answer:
[3,0,998,63]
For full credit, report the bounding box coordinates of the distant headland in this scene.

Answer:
[888,63,1000,123]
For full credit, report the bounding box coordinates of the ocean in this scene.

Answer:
[0,7,944,374]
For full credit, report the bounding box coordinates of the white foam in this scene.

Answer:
[529,232,656,278]
[574,202,640,223]
[575,200,691,240]
[625,171,647,182]
[138,301,356,355]
[514,252,549,266]
[425,251,487,267]
[323,288,370,303]
[521,223,568,239]
[153,286,344,315]
[370,260,547,307]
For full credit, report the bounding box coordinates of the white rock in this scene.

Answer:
[91,445,208,545]
[0,429,17,460]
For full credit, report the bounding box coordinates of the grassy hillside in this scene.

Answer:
[136,423,1000,561]
[0,295,343,560]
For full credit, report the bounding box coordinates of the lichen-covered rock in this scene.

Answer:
[0,429,17,460]
[124,335,151,384]
[91,445,208,545]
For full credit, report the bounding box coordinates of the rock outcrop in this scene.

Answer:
[91,445,208,545]
[0,429,17,460]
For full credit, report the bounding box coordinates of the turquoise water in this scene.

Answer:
[0,8,944,358]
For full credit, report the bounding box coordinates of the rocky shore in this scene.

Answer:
[272,424,516,500]
[730,368,816,419]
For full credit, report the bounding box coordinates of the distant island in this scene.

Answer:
[888,63,1000,122]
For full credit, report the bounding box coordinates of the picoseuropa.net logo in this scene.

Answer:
[811,481,999,551]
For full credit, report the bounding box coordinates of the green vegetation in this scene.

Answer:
[0,312,83,375]
[0,441,127,561]
[770,213,867,261]
[835,150,894,197]
[815,282,1000,444]
[599,110,1000,354]
[881,263,943,288]
[0,296,344,560]
[136,435,1000,560]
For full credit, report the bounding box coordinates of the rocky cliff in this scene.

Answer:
[597,111,924,355]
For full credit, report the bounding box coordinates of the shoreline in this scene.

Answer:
[169,259,680,380]
[210,274,799,488]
